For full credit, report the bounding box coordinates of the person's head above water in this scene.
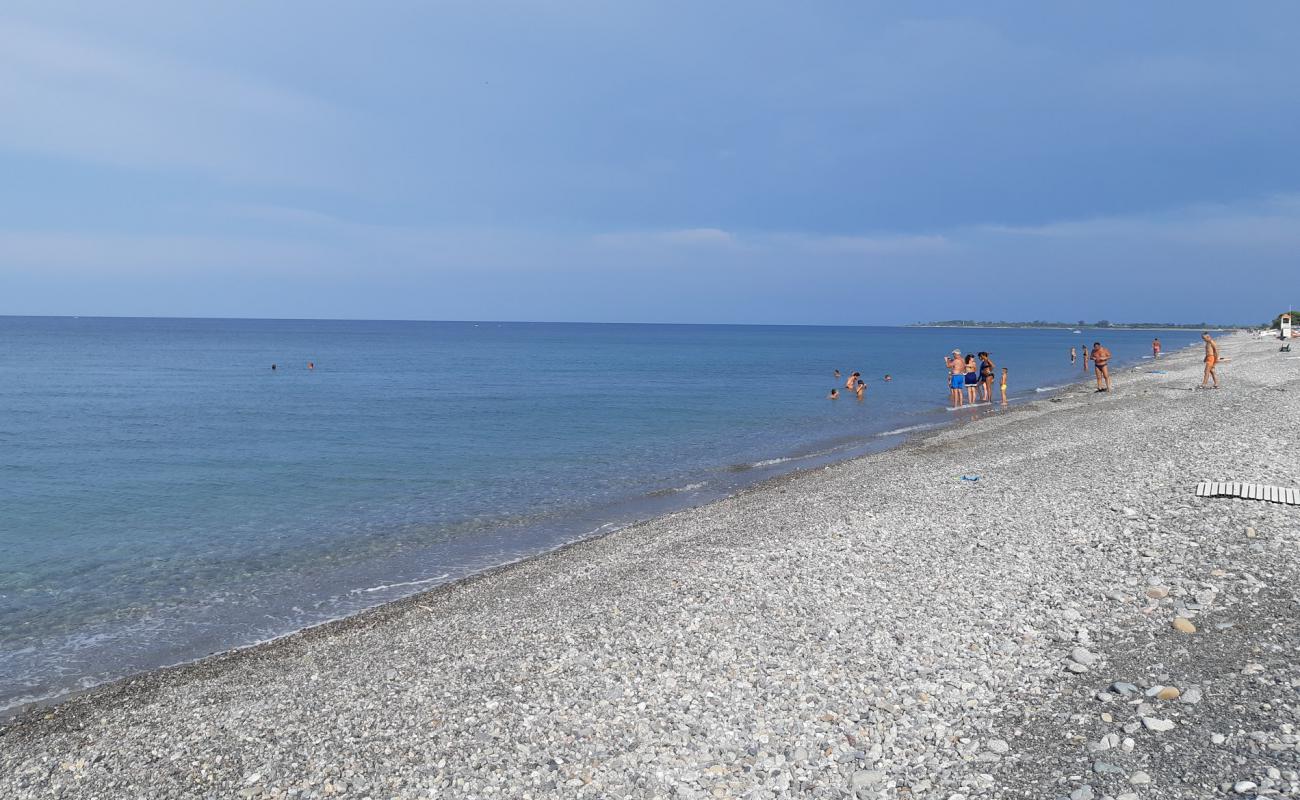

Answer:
[829,388,839,398]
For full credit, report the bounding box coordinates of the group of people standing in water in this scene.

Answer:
[945,350,1005,409]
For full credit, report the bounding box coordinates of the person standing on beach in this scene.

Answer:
[978,352,996,402]
[964,354,980,404]
[1152,338,1161,358]
[1000,367,1008,405]
[1091,341,1112,392]
[946,350,965,408]
[1200,332,1220,388]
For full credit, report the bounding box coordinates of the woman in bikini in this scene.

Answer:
[978,352,996,402]
[964,354,980,404]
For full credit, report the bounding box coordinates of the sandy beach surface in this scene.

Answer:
[2,332,1297,800]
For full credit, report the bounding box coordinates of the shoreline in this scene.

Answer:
[0,340,1178,723]
[6,332,1297,799]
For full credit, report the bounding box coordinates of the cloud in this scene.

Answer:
[974,194,1300,249]
[591,227,739,249]
[4,193,1297,322]
[0,230,327,277]
[0,20,345,183]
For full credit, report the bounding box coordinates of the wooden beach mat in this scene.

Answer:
[1196,481,1299,505]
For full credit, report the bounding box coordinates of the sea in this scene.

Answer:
[0,317,1208,714]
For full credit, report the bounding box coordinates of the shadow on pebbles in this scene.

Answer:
[994,513,1300,800]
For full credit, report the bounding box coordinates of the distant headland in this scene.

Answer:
[910,319,1235,330]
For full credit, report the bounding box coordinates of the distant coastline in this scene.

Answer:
[911,320,1238,330]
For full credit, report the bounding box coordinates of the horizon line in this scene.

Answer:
[0,313,1256,329]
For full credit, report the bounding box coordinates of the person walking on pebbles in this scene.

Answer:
[1091,341,1112,392]
[1200,332,1220,389]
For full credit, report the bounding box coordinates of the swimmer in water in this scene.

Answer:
[1070,346,1076,365]
[855,380,865,400]
[271,364,277,371]
[834,369,841,379]
[308,361,315,370]
[828,388,840,400]
[845,371,860,390]
[883,374,892,382]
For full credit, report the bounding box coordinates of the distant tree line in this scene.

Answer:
[915,320,1227,329]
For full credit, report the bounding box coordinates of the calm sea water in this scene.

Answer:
[0,317,1205,712]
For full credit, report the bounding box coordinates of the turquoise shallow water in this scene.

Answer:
[0,317,1205,711]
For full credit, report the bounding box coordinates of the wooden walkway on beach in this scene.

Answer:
[1196,481,1300,505]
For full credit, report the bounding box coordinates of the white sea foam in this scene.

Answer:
[1035,385,1070,393]
[351,574,450,595]
[876,423,939,437]
[750,457,797,468]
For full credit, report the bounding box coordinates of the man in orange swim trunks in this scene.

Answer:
[1200,332,1220,388]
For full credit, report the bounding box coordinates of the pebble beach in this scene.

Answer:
[2,331,1297,799]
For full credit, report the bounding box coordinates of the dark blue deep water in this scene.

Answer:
[0,317,1206,711]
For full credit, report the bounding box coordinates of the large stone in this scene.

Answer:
[851,770,885,789]
[1172,618,1196,634]
[1070,647,1099,666]
[1142,717,1176,732]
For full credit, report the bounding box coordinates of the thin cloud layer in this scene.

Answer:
[1,3,1298,323]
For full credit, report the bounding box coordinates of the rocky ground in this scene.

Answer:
[1,333,1296,800]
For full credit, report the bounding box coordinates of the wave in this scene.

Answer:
[647,481,709,497]
[350,573,450,595]
[876,423,939,437]
[1035,384,1070,393]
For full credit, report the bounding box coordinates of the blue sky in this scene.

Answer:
[2,2,1298,324]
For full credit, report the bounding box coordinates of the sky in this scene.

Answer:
[2,1,1298,325]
